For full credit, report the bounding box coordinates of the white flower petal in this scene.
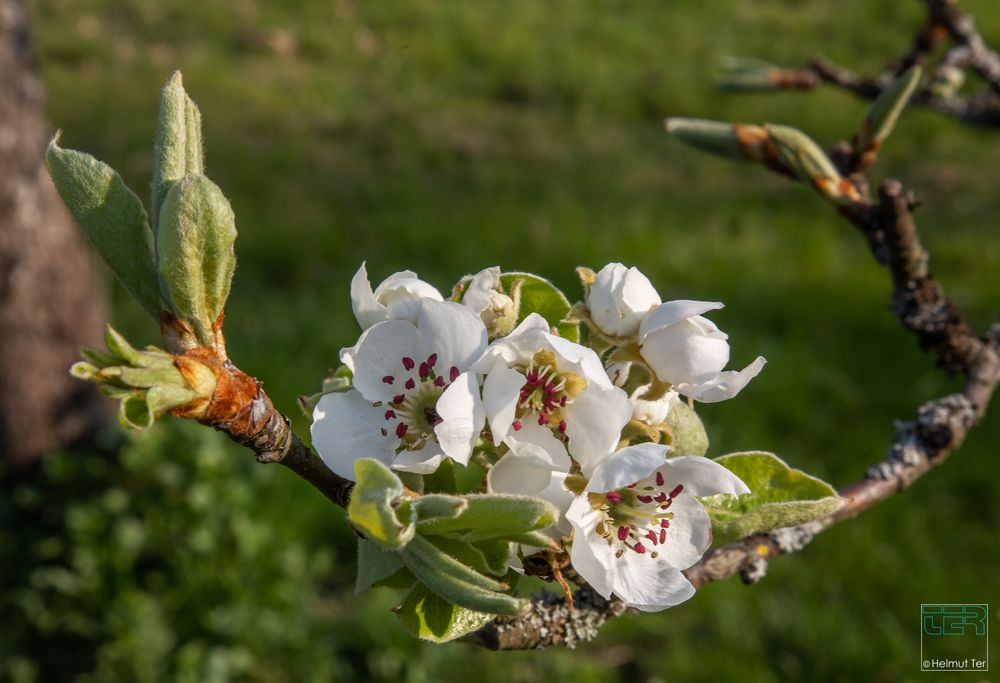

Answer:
[660,455,751,497]
[585,442,669,493]
[416,300,488,374]
[564,384,632,475]
[462,266,501,314]
[350,262,385,330]
[487,453,552,497]
[676,356,767,403]
[392,443,445,474]
[311,390,397,480]
[587,263,661,338]
[567,497,615,599]
[482,359,526,445]
[472,313,550,372]
[655,492,713,570]
[610,554,696,611]
[506,421,571,470]
[544,333,613,389]
[539,471,575,535]
[640,318,730,386]
[340,319,421,402]
[433,371,485,465]
[638,300,725,343]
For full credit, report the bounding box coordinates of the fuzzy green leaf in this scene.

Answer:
[500,273,578,342]
[395,584,496,643]
[416,493,558,541]
[157,174,237,345]
[702,451,843,544]
[409,494,468,523]
[665,400,709,456]
[858,66,922,151]
[46,137,162,319]
[152,71,204,230]
[348,459,414,549]
[664,118,744,160]
[355,538,406,594]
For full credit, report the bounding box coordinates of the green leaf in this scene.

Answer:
[417,493,557,541]
[395,584,496,643]
[409,494,467,523]
[500,272,578,342]
[857,66,922,152]
[702,451,843,544]
[347,459,414,549]
[46,137,162,319]
[423,458,459,493]
[664,118,744,161]
[399,536,523,615]
[118,395,153,431]
[473,539,513,576]
[152,71,204,231]
[425,536,510,578]
[157,174,237,346]
[665,400,709,456]
[355,539,405,594]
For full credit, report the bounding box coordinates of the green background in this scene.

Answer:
[3,0,998,681]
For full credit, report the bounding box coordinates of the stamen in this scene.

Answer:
[434,376,445,387]
[660,519,671,528]
[419,362,430,379]
[395,423,408,438]
[392,394,405,405]
[450,366,460,382]
[512,420,522,431]
[655,471,664,486]
[402,357,415,371]
[659,528,667,544]
[384,410,396,420]
[617,526,629,541]
[558,420,567,433]
[405,378,416,390]
[606,491,622,504]
[637,495,653,504]
[669,484,684,498]
[646,531,658,545]
[382,375,395,385]
[537,414,547,426]
[634,542,646,554]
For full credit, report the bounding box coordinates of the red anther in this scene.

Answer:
[512,420,523,431]
[634,542,646,554]
[617,526,629,541]
[450,366,460,382]
[405,378,416,390]
[392,394,405,405]
[395,423,408,438]
[558,420,567,433]
[402,357,415,371]
[660,500,673,510]
[427,353,438,367]
[419,362,430,378]
[537,414,547,426]
[606,491,622,504]
[434,376,446,387]
[660,519,670,528]
[636,495,653,504]
[655,471,664,487]
[654,492,667,503]
[669,484,684,498]
[382,375,395,385]
[384,410,396,420]
[560,396,567,406]
[646,531,658,545]
[659,528,667,544]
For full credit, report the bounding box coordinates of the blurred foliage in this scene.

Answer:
[5,0,1000,680]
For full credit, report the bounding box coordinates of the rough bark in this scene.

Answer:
[0,0,107,467]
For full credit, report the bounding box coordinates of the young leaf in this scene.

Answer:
[157,174,237,346]
[355,538,405,594]
[665,399,709,456]
[702,451,843,544]
[856,66,922,154]
[347,459,414,549]
[152,71,204,230]
[46,137,162,319]
[416,493,557,541]
[409,494,467,523]
[499,272,579,342]
[395,584,496,643]
[399,536,523,615]
[402,535,507,592]
[423,458,459,493]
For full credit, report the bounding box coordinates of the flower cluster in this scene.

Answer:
[312,262,765,611]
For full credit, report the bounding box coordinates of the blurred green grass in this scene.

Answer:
[7,0,1000,680]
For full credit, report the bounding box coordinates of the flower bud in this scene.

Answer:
[350,262,443,330]
[630,385,678,426]
[585,263,661,338]
[462,267,517,335]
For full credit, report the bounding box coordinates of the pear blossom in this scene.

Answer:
[462,266,515,330]
[630,385,679,426]
[472,313,632,474]
[585,262,662,338]
[638,300,766,403]
[350,261,444,330]
[566,444,749,611]
[311,299,487,478]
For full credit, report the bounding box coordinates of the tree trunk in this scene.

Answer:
[0,0,107,467]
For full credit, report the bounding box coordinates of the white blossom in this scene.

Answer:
[311,299,487,478]
[350,261,443,330]
[462,266,515,330]
[638,300,766,402]
[472,313,632,474]
[566,444,749,611]
[630,385,679,426]
[585,263,661,338]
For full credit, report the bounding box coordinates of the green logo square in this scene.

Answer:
[921,604,989,672]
